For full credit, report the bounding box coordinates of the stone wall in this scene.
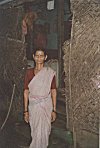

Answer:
[63,0,100,147]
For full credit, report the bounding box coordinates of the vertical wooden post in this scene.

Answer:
[57,0,64,88]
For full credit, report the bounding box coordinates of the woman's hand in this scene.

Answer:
[51,111,56,122]
[24,111,29,123]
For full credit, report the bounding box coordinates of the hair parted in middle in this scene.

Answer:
[32,48,47,56]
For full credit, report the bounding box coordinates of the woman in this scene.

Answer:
[23,48,57,148]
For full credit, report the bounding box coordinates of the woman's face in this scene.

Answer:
[33,50,47,64]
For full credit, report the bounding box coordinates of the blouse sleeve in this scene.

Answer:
[51,75,56,89]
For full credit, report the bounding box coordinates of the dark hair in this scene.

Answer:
[32,48,47,56]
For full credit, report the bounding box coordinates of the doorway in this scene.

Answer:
[22,0,72,89]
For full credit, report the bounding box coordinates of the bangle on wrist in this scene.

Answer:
[24,111,28,113]
[52,109,56,113]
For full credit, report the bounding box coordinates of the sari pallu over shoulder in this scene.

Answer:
[28,67,56,100]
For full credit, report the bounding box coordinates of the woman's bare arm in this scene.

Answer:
[24,89,29,112]
[51,89,57,122]
[51,89,57,111]
[24,89,29,123]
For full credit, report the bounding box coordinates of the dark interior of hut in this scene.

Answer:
[0,0,73,148]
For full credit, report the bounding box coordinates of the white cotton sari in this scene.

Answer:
[28,67,55,148]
